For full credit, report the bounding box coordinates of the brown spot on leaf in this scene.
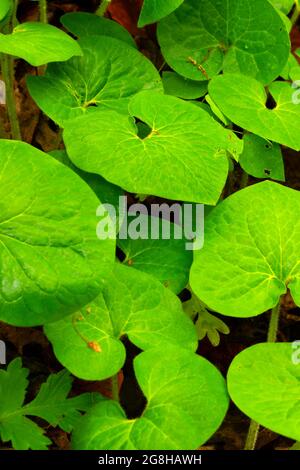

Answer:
[88,341,102,353]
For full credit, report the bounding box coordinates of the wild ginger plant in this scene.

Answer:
[0,0,299,452]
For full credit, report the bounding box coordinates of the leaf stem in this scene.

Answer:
[96,0,111,17]
[0,1,21,140]
[291,1,300,26]
[11,0,19,29]
[240,170,249,189]
[0,54,21,140]
[37,0,48,74]
[111,374,120,402]
[244,420,260,450]
[39,0,48,24]
[225,169,235,197]
[267,301,281,343]
[244,300,281,450]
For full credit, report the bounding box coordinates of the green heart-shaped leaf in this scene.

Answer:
[270,0,295,14]
[157,0,290,84]
[240,134,285,181]
[49,150,123,209]
[281,54,298,80]
[27,36,162,127]
[228,343,300,441]
[209,73,300,151]
[61,12,136,48]
[0,0,11,22]
[0,22,82,66]
[45,264,197,380]
[162,71,208,99]
[279,10,293,32]
[71,345,229,449]
[118,214,193,294]
[138,0,184,27]
[63,91,243,205]
[190,181,300,317]
[0,140,115,326]
[205,94,230,126]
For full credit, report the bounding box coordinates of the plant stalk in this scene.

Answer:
[38,0,48,74]
[225,170,235,197]
[244,300,281,450]
[240,170,249,189]
[267,301,281,343]
[111,374,120,402]
[244,419,260,450]
[39,0,48,24]
[96,0,111,17]
[291,1,300,26]
[11,0,19,29]
[0,54,21,140]
[0,1,21,139]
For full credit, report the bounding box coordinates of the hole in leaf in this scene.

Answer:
[266,93,277,110]
[264,168,271,176]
